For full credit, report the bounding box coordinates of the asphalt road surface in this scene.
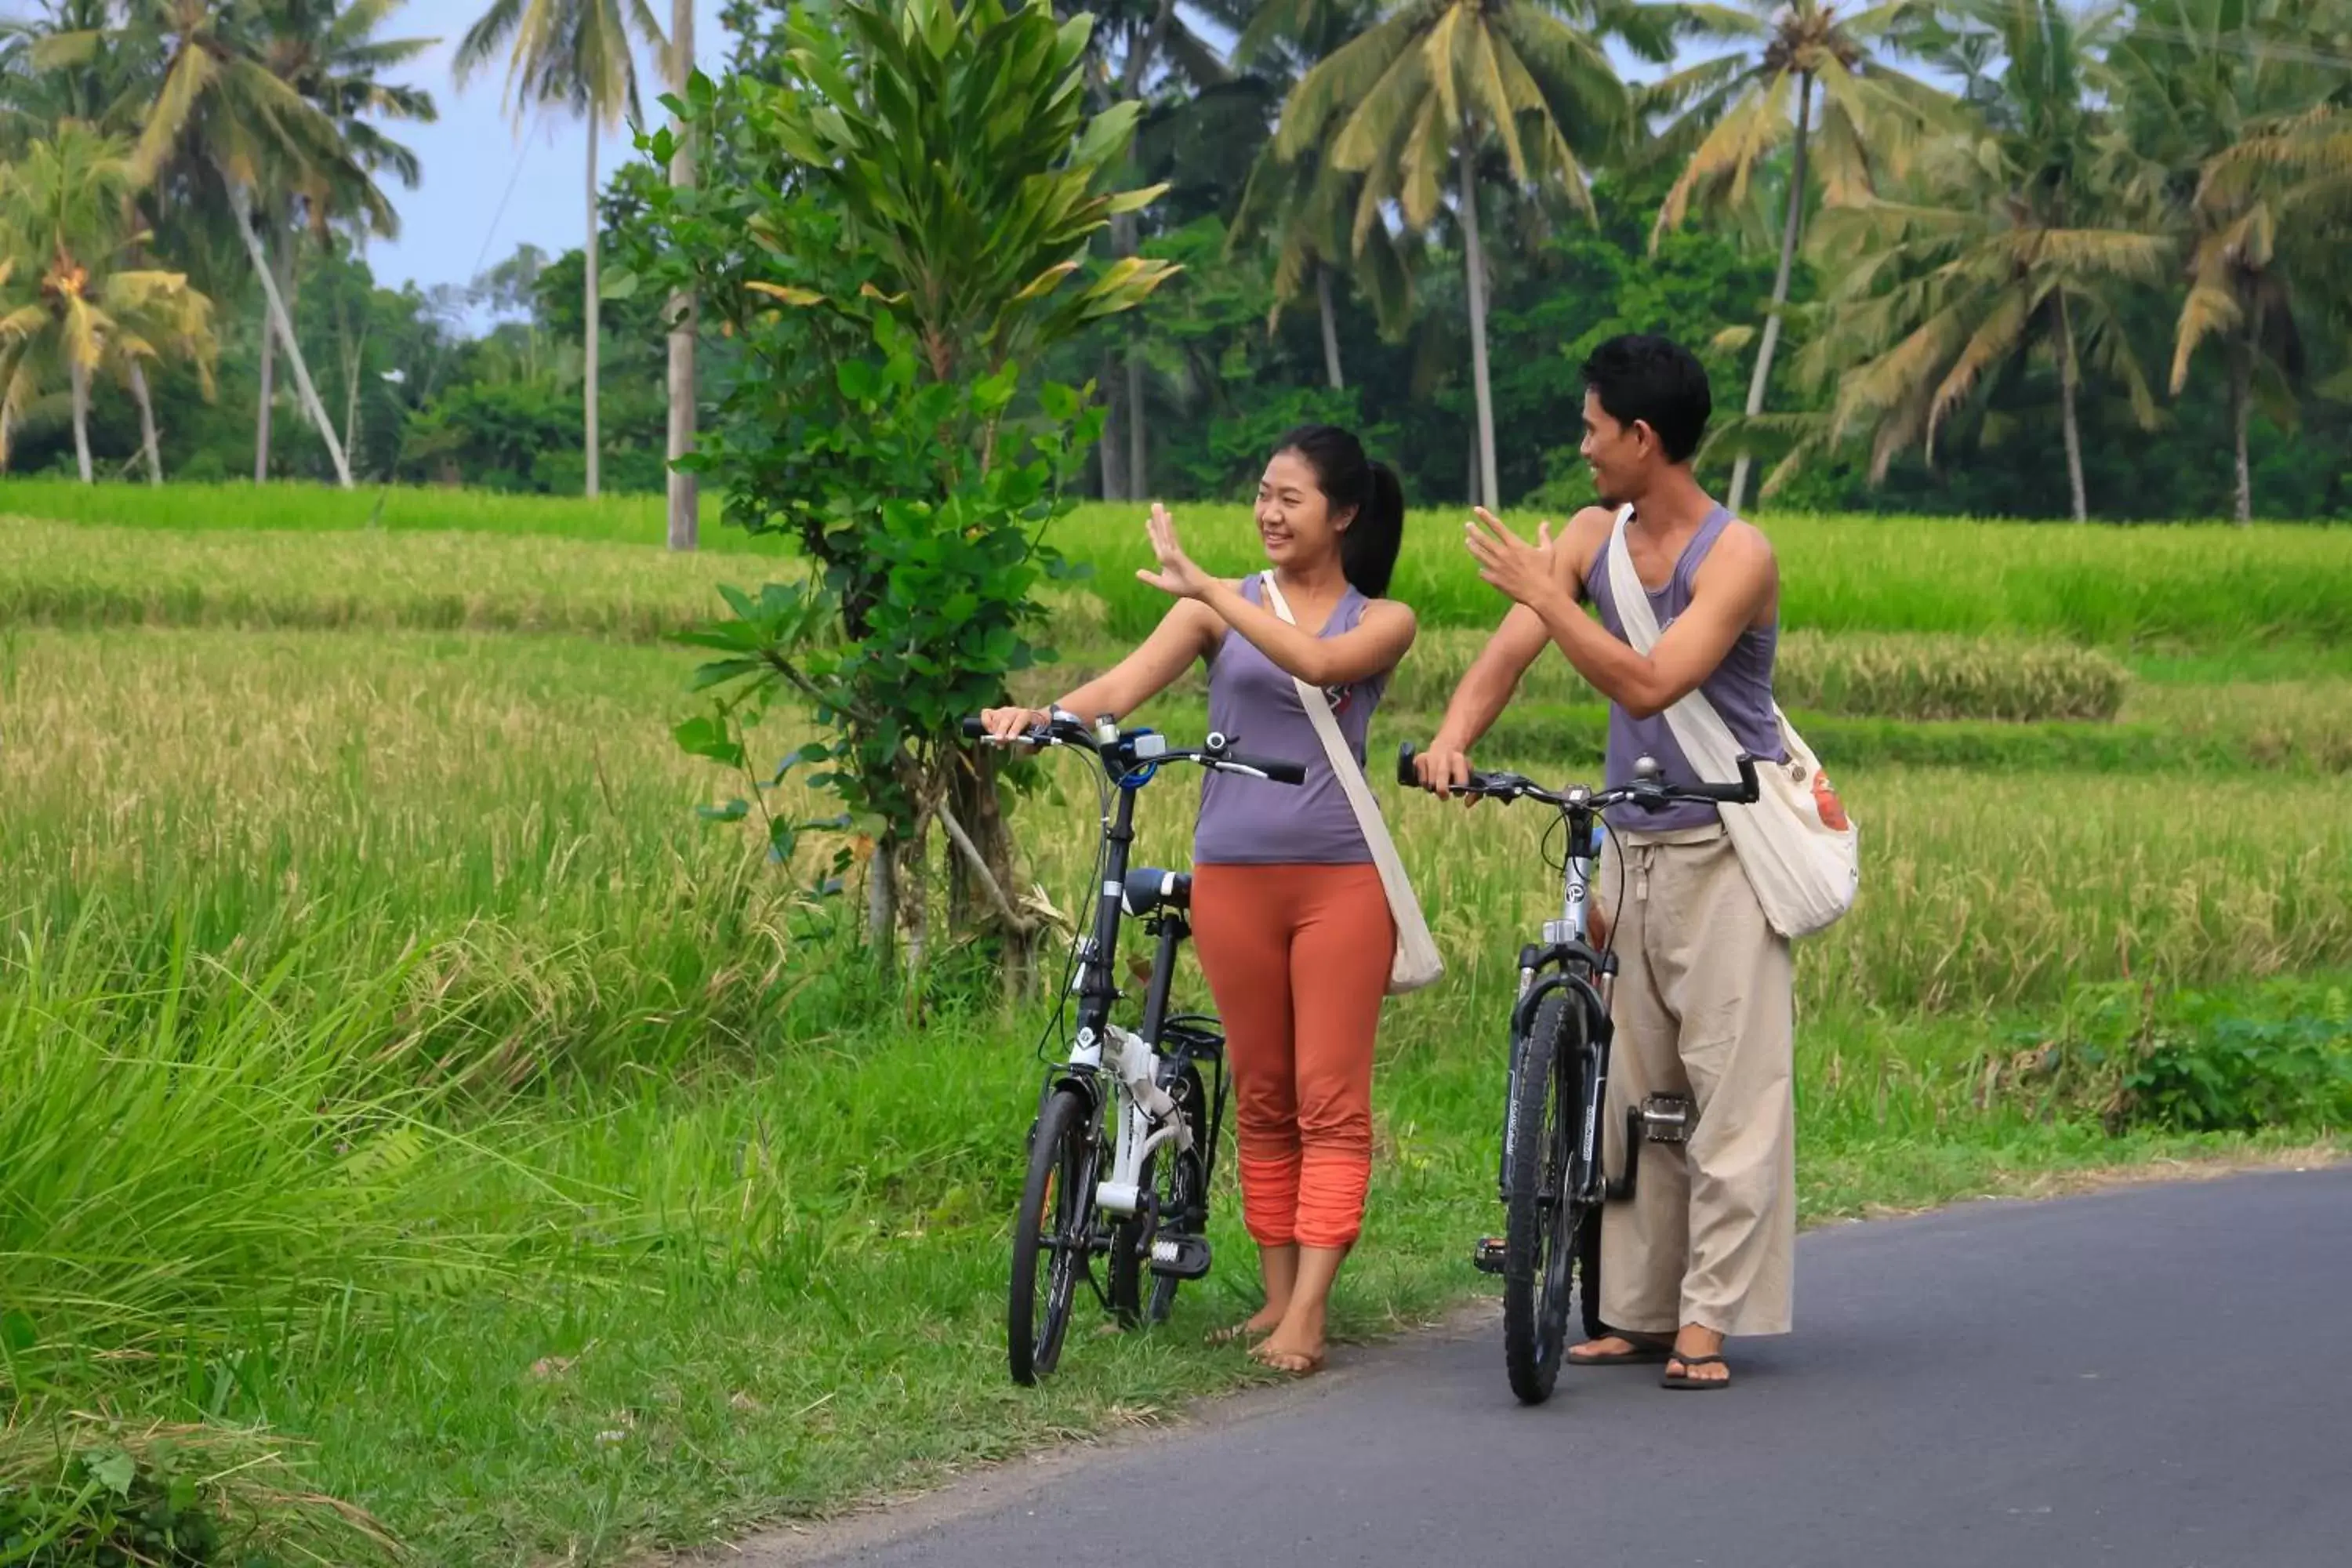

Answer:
[744,1165,2350,1568]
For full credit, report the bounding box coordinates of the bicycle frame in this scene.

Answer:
[1502,808,1618,1210]
[1044,773,1214,1226]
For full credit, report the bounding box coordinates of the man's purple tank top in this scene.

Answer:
[1192,575,1386,866]
[1584,506,1783,833]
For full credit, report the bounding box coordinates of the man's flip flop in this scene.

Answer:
[1661,1353,1732,1390]
[1566,1337,1673,1367]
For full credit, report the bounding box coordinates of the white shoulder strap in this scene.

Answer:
[1258,573,1443,989]
[1603,505,1662,653]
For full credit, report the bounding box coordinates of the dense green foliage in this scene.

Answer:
[5,0,2349,517]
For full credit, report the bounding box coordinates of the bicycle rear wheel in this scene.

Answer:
[1501,993,1588,1405]
[1009,1087,1096,1385]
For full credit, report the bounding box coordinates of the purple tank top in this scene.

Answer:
[1192,576,1387,866]
[1584,506,1783,833]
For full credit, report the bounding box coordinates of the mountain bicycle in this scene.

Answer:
[1396,743,1759,1406]
[964,711,1306,1385]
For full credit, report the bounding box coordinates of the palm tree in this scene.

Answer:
[2117,0,2337,523]
[1273,0,1653,510]
[457,0,670,499]
[89,0,368,488]
[1229,0,1411,390]
[1080,0,1240,499]
[1645,0,1947,512]
[0,122,216,482]
[1797,0,2171,521]
[251,0,436,483]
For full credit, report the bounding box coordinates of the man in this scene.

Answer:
[1417,333,1795,1390]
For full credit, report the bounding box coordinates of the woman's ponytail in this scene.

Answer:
[1275,423,1407,599]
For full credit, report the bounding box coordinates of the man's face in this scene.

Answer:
[1577,388,1651,506]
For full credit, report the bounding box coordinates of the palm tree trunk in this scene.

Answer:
[2055,294,2088,523]
[666,0,699,550]
[1318,264,1345,390]
[253,299,276,481]
[1125,332,1146,495]
[70,360,93,484]
[585,132,602,500]
[1458,138,1499,513]
[1098,347,1127,500]
[1730,71,1813,517]
[227,182,354,489]
[130,360,162,485]
[2230,337,2253,527]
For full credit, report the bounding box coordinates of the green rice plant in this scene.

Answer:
[0,518,1107,650]
[1380,627,2130,722]
[0,476,757,550]
[1054,502,2352,645]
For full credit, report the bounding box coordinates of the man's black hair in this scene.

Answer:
[1581,334,1713,463]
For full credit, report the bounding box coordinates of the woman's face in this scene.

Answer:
[1254,449,1350,569]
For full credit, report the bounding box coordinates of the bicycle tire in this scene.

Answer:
[1109,1062,1210,1328]
[1501,993,1587,1405]
[1009,1087,1094,1385]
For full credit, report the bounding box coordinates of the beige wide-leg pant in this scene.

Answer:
[1595,824,1796,1338]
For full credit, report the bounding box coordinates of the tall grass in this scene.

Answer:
[0,920,543,1398]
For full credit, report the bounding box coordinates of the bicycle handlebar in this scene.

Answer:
[1395,742,1761,811]
[962,714,1307,786]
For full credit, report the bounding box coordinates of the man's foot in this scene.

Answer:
[1207,1304,1286,1346]
[1661,1326,1730,1388]
[1566,1332,1673,1367]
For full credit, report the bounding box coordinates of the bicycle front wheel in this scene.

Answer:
[1501,993,1588,1405]
[1009,1087,1096,1385]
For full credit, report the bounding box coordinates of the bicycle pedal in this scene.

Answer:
[1637,1093,1695,1145]
[1472,1236,1508,1275]
[1147,1233,1212,1281]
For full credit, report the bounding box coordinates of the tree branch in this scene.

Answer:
[934,792,1036,935]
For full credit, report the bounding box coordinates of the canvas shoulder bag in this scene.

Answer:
[1602,509,1860,938]
[1258,573,1444,994]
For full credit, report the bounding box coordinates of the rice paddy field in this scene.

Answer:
[2,479,2348,1565]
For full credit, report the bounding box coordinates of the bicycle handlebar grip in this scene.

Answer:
[1396,742,1421,786]
[960,717,987,739]
[1686,754,1764,803]
[1235,753,1308,786]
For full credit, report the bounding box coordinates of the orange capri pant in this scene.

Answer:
[1189,862,1395,1250]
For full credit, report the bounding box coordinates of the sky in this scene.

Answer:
[365,0,733,295]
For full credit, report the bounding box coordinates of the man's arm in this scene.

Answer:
[1467,510,1777,720]
[1415,608,1550,798]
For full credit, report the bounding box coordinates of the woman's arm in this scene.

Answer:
[978,599,1220,740]
[1141,504,1417,688]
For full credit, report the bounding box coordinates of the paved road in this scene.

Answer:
[757,1166,2352,1568]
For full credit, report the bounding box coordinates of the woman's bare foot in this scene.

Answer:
[1250,1307,1326,1375]
[1207,1303,1286,1346]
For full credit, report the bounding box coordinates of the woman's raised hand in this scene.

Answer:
[1136,503,1216,601]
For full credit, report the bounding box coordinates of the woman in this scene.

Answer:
[982,426,1414,1374]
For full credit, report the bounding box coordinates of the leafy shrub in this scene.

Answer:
[0,1421,393,1566]
[1986,981,2352,1133]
